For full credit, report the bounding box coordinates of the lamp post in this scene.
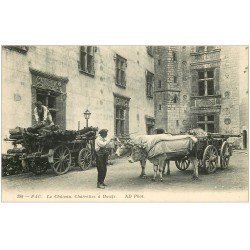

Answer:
[83,109,91,128]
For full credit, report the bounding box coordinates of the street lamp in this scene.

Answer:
[83,109,91,128]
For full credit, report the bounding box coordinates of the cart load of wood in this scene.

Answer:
[2,125,98,176]
[6,125,98,145]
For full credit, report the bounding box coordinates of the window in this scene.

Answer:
[146,117,155,135]
[207,46,215,52]
[80,46,95,76]
[176,120,179,127]
[115,54,127,88]
[197,46,205,53]
[158,80,162,88]
[115,107,125,136]
[114,94,130,137]
[174,76,177,83]
[198,69,215,96]
[173,52,177,61]
[36,90,58,123]
[4,46,28,54]
[159,104,162,110]
[196,46,215,53]
[158,59,161,65]
[146,71,154,98]
[197,115,215,132]
[173,94,178,103]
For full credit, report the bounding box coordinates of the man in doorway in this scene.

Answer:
[95,129,115,189]
[34,101,54,126]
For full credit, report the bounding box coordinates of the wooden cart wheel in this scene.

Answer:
[220,141,231,169]
[175,157,190,171]
[50,144,72,175]
[203,145,218,174]
[78,146,92,171]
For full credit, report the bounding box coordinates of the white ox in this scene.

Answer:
[115,135,171,178]
[116,134,199,181]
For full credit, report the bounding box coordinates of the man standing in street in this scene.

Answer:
[95,129,115,189]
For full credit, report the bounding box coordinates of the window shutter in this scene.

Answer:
[125,108,129,136]
[214,67,220,95]
[91,47,95,75]
[56,95,66,130]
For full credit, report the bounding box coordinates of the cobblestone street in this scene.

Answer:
[2,149,248,202]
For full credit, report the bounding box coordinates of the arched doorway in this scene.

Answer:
[243,130,247,149]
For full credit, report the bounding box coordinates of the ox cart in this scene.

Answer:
[174,133,240,174]
[2,125,98,176]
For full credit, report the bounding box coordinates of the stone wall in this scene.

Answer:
[2,46,154,153]
[154,46,247,136]
[219,46,241,134]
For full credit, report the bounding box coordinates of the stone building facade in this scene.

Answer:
[2,46,155,152]
[153,46,248,137]
[239,47,249,148]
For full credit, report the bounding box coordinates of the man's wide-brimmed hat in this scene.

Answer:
[35,101,43,106]
[99,129,108,135]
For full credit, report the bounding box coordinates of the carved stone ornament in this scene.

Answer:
[195,98,216,107]
[182,120,187,125]
[30,68,68,94]
[190,61,220,70]
[166,92,180,104]
[114,93,130,108]
[222,107,230,115]
[33,76,63,92]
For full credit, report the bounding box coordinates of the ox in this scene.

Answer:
[115,136,171,178]
[128,136,199,182]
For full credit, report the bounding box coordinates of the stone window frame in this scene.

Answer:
[113,93,130,138]
[197,69,215,96]
[30,68,68,129]
[79,46,96,77]
[197,114,215,132]
[114,53,127,88]
[146,70,154,99]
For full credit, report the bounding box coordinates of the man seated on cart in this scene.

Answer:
[34,101,54,126]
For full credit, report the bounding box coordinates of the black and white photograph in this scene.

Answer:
[1,45,248,202]
[1,1,250,250]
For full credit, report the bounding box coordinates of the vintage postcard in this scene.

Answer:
[1,45,248,202]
